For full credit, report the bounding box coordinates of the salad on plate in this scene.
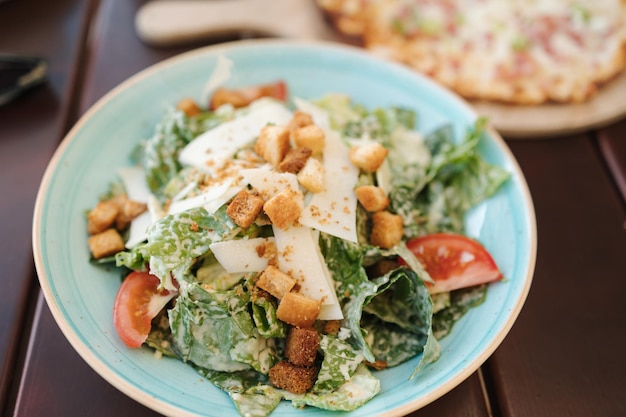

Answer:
[85,71,509,416]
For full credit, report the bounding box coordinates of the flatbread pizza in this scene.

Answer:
[318,0,626,104]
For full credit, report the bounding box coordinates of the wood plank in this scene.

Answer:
[13,295,162,417]
[0,0,94,410]
[488,135,626,417]
[597,118,626,204]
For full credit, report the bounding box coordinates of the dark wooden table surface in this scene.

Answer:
[2,0,625,416]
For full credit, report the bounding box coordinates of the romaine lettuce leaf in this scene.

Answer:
[169,282,279,374]
[313,334,364,394]
[116,206,239,288]
[433,284,488,339]
[139,107,232,199]
[389,119,510,238]
[199,369,282,417]
[284,365,380,411]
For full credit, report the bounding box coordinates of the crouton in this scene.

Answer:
[297,157,325,193]
[88,228,125,259]
[285,327,320,367]
[269,361,318,394]
[278,147,312,173]
[277,292,321,328]
[209,87,249,109]
[365,360,388,371]
[349,142,388,172]
[366,259,400,278]
[87,200,120,235]
[256,265,297,299]
[115,199,148,230]
[370,211,403,249]
[354,185,389,212]
[176,98,201,117]
[288,111,314,136]
[263,188,302,229]
[292,125,325,155]
[323,320,342,335]
[254,125,291,167]
[226,189,264,228]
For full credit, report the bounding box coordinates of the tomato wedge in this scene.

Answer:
[209,80,288,110]
[402,233,503,294]
[113,271,176,348]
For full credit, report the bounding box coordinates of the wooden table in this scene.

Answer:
[1,0,625,416]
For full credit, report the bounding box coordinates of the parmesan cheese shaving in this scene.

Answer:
[117,166,160,248]
[273,225,343,320]
[295,99,359,242]
[178,99,292,174]
[209,237,276,272]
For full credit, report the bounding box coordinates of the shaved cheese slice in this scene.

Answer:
[168,176,245,215]
[117,166,160,249]
[295,101,359,242]
[178,99,292,173]
[273,225,343,320]
[241,167,300,200]
[210,237,276,273]
[201,54,233,105]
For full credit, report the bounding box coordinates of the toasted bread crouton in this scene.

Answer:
[292,125,325,155]
[349,142,388,172]
[288,111,314,136]
[116,199,148,230]
[88,228,125,259]
[354,185,389,212]
[254,125,291,167]
[366,259,400,279]
[365,360,388,371]
[87,200,120,235]
[297,157,325,193]
[370,211,403,249]
[323,320,342,335]
[269,361,318,394]
[227,189,265,228]
[176,98,201,117]
[256,265,297,299]
[278,147,312,173]
[210,88,249,109]
[285,327,320,367]
[263,188,302,229]
[277,292,321,328]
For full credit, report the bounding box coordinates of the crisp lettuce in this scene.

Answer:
[389,119,510,238]
[138,106,233,199]
[169,282,280,374]
[116,206,239,288]
[285,365,380,411]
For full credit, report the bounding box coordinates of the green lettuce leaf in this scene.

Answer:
[433,284,488,339]
[388,118,510,238]
[116,206,239,288]
[313,334,364,394]
[139,107,232,199]
[169,282,279,374]
[199,369,282,417]
[284,365,380,411]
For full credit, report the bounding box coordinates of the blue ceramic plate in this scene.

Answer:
[33,40,536,417]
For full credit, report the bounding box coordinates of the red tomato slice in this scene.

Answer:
[113,271,176,348]
[209,80,288,110]
[402,233,503,294]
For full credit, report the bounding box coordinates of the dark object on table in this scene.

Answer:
[0,54,47,106]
